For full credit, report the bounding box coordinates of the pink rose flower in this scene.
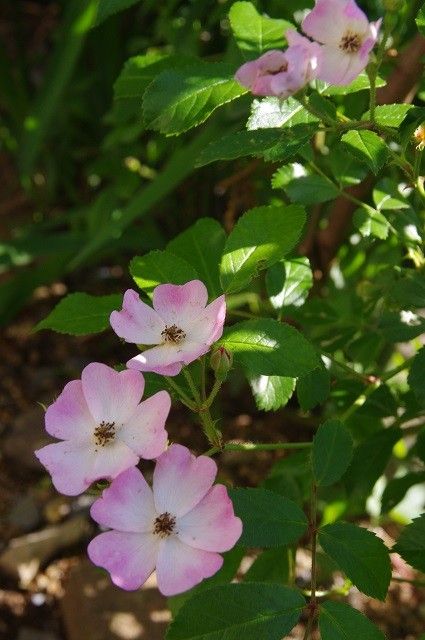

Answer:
[110,280,226,376]
[35,363,170,496]
[234,31,322,98]
[302,0,381,86]
[87,444,242,596]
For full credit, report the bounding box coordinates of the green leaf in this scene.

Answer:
[320,72,385,96]
[247,96,317,130]
[319,601,386,640]
[286,175,340,205]
[393,513,425,573]
[408,347,425,407]
[130,249,198,297]
[344,427,402,499]
[219,318,319,377]
[416,5,425,36]
[390,273,425,308]
[249,375,296,411]
[166,583,304,640]
[196,126,313,167]
[381,471,425,513]
[244,548,290,583]
[220,204,306,293]
[313,420,353,487]
[143,62,247,135]
[341,130,389,174]
[229,1,293,59]
[362,104,413,128]
[297,363,331,411]
[319,522,391,600]
[266,257,313,309]
[167,218,225,298]
[229,488,308,547]
[92,0,141,26]
[329,147,368,187]
[353,205,390,239]
[114,53,193,104]
[373,178,410,210]
[35,293,121,335]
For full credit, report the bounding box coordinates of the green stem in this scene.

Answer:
[165,377,197,410]
[304,481,318,640]
[296,93,336,127]
[205,440,312,456]
[323,352,368,382]
[199,408,222,449]
[205,378,222,408]
[200,357,207,402]
[183,368,202,403]
[341,356,414,422]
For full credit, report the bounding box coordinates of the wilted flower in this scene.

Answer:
[88,444,242,595]
[110,281,226,376]
[35,363,170,496]
[302,0,381,86]
[234,30,322,98]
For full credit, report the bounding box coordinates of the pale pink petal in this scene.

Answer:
[153,444,217,518]
[90,467,157,533]
[110,289,165,345]
[35,441,94,496]
[88,531,159,591]
[152,280,208,327]
[342,0,370,32]
[188,295,226,344]
[156,536,223,596]
[81,362,144,424]
[318,46,365,85]
[119,391,170,459]
[235,59,260,89]
[126,345,184,376]
[87,440,139,484]
[45,380,95,441]
[302,0,348,44]
[177,484,242,552]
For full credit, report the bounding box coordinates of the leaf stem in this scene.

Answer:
[204,440,312,456]
[165,376,197,410]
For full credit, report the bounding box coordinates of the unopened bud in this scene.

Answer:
[414,124,425,151]
[210,347,233,381]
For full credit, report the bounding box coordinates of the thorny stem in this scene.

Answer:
[205,378,222,408]
[183,368,202,404]
[303,481,318,640]
[340,356,415,422]
[296,93,337,127]
[165,376,197,410]
[204,440,312,457]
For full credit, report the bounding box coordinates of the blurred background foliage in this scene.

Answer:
[1,0,420,325]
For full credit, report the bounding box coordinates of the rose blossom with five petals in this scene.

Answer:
[235,30,322,97]
[88,444,242,596]
[35,363,170,496]
[110,280,226,376]
[302,0,381,86]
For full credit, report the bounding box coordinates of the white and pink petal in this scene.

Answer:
[90,467,157,532]
[110,289,165,345]
[45,379,95,441]
[153,444,217,518]
[88,531,159,591]
[81,362,144,424]
[152,280,209,327]
[119,390,170,459]
[155,536,223,596]
[177,484,242,553]
[35,441,94,496]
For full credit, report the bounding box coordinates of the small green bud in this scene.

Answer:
[210,346,233,381]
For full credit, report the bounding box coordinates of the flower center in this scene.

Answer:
[340,31,362,53]
[153,512,176,538]
[269,61,288,75]
[94,421,116,447]
[161,324,186,344]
